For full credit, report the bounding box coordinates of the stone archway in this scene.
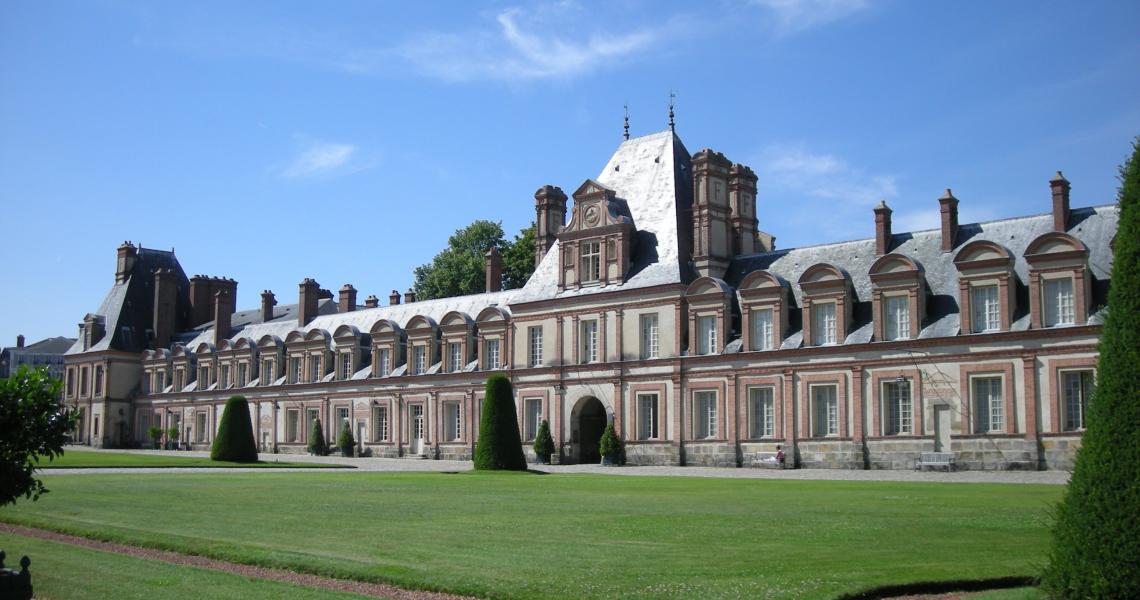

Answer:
[571,396,607,464]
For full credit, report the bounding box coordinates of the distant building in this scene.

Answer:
[1,335,75,383]
[62,130,1115,470]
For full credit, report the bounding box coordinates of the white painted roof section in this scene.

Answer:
[65,282,128,355]
[516,130,689,302]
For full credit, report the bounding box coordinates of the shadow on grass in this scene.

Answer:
[836,576,1037,599]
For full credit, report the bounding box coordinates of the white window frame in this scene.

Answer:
[640,314,659,360]
[750,308,774,351]
[971,376,1004,433]
[580,240,601,282]
[449,342,462,373]
[697,315,717,355]
[523,398,542,442]
[884,295,910,341]
[373,405,389,442]
[812,302,837,346]
[290,357,302,384]
[528,326,543,368]
[286,409,300,443]
[637,392,659,440]
[444,402,462,442]
[484,338,500,370]
[694,390,717,439]
[377,348,390,377]
[748,387,775,439]
[881,379,912,435]
[971,284,1001,333]
[236,363,246,387]
[413,345,426,375]
[339,353,353,380]
[580,320,598,363]
[1043,277,1075,327]
[309,355,322,382]
[811,384,839,437]
[1061,369,1093,432]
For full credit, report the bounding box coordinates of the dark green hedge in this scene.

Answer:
[473,374,527,471]
[209,396,258,463]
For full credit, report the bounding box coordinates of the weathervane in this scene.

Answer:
[668,91,675,132]
[623,104,630,140]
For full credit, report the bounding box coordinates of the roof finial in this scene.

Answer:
[623,103,630,140]
[668,90,676,132]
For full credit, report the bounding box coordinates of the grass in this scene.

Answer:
[36,449,351,469]
[0,533,372,600]
[0,471,1061,599]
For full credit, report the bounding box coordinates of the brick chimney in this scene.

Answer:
[534,185,568,267]
[339,284,357,313]
[213,289,234,346]
[16,334,25,348]
[389,289,401,306]
[404,288,416,304]
[153,269,178,349]
[1051,171,1070,232]
[298,278,320,326]
[874,200,893,256]
[485,247,502,293]
[260,290,276,322]
[115,241,137,284]
[364,295,379,308]
[939,189,959,253]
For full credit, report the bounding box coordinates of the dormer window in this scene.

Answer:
[739,270,789,352]
[799,263,852,348]
[414,346,426,375]
[377,348,390,377]
[580,241,601,282]
[1043,278,1074,326]
[884,295,910,341]
[971,284,1001,333]
[686,277,732,357]
[448,342,462,373]
[484,338,500,369]
[557,179,635,291]
[1025,232,1090,329]
[811,303,837,346]
[697,315,717,355]
[954,240,1015,335]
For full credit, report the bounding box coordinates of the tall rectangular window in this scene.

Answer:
[340,354,353,379]
[882,380,912,435]
[310,356,322,382]
[750,308,774,351]
[449,342,462,373]
[580,320,598,363]
[377,349,390,377]
[637,393,659,440]
[748,387,775,438]
[286,409,300,443]
[80,368,88,396]
[697,315,717,355]
[484,339,500,369]
[305,408,320,441]
[262,359,273,384]
[414,346,427,375]
[237,363,247,387]
[1044,278,1075,327]
[528,326,543,367]
[220,365,230,389]
[373,406,389,442]
[1062,370,1093,431]
[335,406,350,434]
[523,398,542,442]
[66,369,75,396]
[812,302,837,346]
[290,357,302,384]
[972,376,1004,433]
[94,366,104,396]
[695,390,717,439]
[199,366,209,390]
[174,370,183,392]
[444,402,462,441]
[580,240,601,282]
[640,314,659,359]
[884,296,910,341]
[195,412,208,443]
[812,385,838,437]
[971,284,1000,332]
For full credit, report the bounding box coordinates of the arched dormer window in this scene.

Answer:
[798,264,852,347]
[868,254,925,341]
[192,342,216,391]
[440,311,475,373]
[169,344,195,393]
[332,325,368,381]
[685,277,733,356]
[557,179,636,290]
[368,319,404,378]
[405,316,439,376]
[256,335,284,386]
[954,240,1015,334]
[1024,232,1090,328]
[737,270,789,351]
[475,307,510,370]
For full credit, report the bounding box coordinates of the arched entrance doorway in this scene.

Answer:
[571,397,607,464]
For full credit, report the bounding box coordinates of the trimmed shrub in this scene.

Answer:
[1042,138,1140,598]
[598,422,623,465]
[210,396,258,463]
[533,419,554,464]
[473,373,527,471]
[147,426,163,449]
[308,418,327,456]
[166,425,179,450]
[337,420,355,457]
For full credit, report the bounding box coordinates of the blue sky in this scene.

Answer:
[2,0,1138,347]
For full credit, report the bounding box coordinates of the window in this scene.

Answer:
[971,284,1000,332]
[812,385,838,437]
[66,369,75,396]
[220,365,230,389]
[94,366,104,396]
[523,398,542,442]
[174,370,183,392]
[528,326,543,367]
[697,315,717,355]
[444,402,462,441]
[448,342,462,373]
[195,412,207,443]
[377,348,390,377]
[199,366,209,390]
[305,408,320,440]
[484,339,500,369]
[373,406,389,441]
[157,370,166,392]
[750,308,773,351]
[237,363,246,387]
[289,357,302,384]
[748,387,775,438]
[335,406,349,434]
[884,296,910,341]
[1044,278,1075,327]
[80,368,88,396]
[286,409,300,443]
[338,353,351,379]
[309,356,322,382]
[580,320,598,363]
[580,240,601,282]
[882,380,912,435]
[972,377,1004,433]
[1062,370,1093,431]
[695,391,717,439]
[262,359,273,384]
[413,346,427,375]
[640,314,659,359]
[638,393,659,440]
[812,303,837,346]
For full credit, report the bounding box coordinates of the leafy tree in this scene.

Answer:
[0,365,78,506]
[1042,138,1140,598]
[598,422,623,465]
[308,417,327,456]
[210,396,258,463]
[413,220,537,300]
[474,374,527,471]
[337,420,355,457]
[533,418,554,464]
[167,425,180,449]
[147,426,163,449]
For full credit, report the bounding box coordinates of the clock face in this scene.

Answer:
[585,205,600,226]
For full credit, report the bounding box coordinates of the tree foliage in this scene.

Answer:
[337,420,355,457]
[533,418,554,463]
[1043,138,1140,598]
[308,417,327,456]
[210,396,258,463]
[413,220,536,300]
[473,374,527,471]
[598,422,623,464]
[0,366,78,506]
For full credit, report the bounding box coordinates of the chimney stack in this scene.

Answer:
[939,189,959,252]
[534,185,568,267]
[389,289,401,306]
[298,278,320,326]
[1051,171,1070,232]
[485,247,502,293]
[213,289,234,345]
[115,241,137,284]
[364,295,379,308]
[404,288,416,304]
[153,269,178,349]
[874,200,893,256]
[339,284,357,313]
[260,290,276,322]
[16,334,25,348]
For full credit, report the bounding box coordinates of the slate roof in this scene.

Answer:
[6,336,77,355]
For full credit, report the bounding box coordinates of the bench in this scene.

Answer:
[914,452,957,471]
[745,452,786,469]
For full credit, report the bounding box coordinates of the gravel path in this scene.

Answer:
[0,522,475,600]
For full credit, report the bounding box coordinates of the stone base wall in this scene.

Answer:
[866,438,934,470]
[1040,436,1080,471]
[624,443,681,466]
[796,440,864,469]
[952,437,1038,470]
[683,442,736,467]
[440,444,472,462]
[363,444,400,458]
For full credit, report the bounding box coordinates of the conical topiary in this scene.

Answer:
[308,417,327,456]
[1042,138,1140,598]
[533,419,554,464]
[337,419,355,457]
[473,373,527,471]
[210,396,258,463]
[598,422,623,465]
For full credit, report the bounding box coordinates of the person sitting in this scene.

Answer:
[775,445,786,467]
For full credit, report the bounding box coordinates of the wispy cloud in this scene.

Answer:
[762,146,898,205]
[750,0,870,35]
[281,138,358,178]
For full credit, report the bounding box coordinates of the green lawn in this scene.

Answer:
[36,449,351,469]
[0,472,1060,600]
[0,533,372,600]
